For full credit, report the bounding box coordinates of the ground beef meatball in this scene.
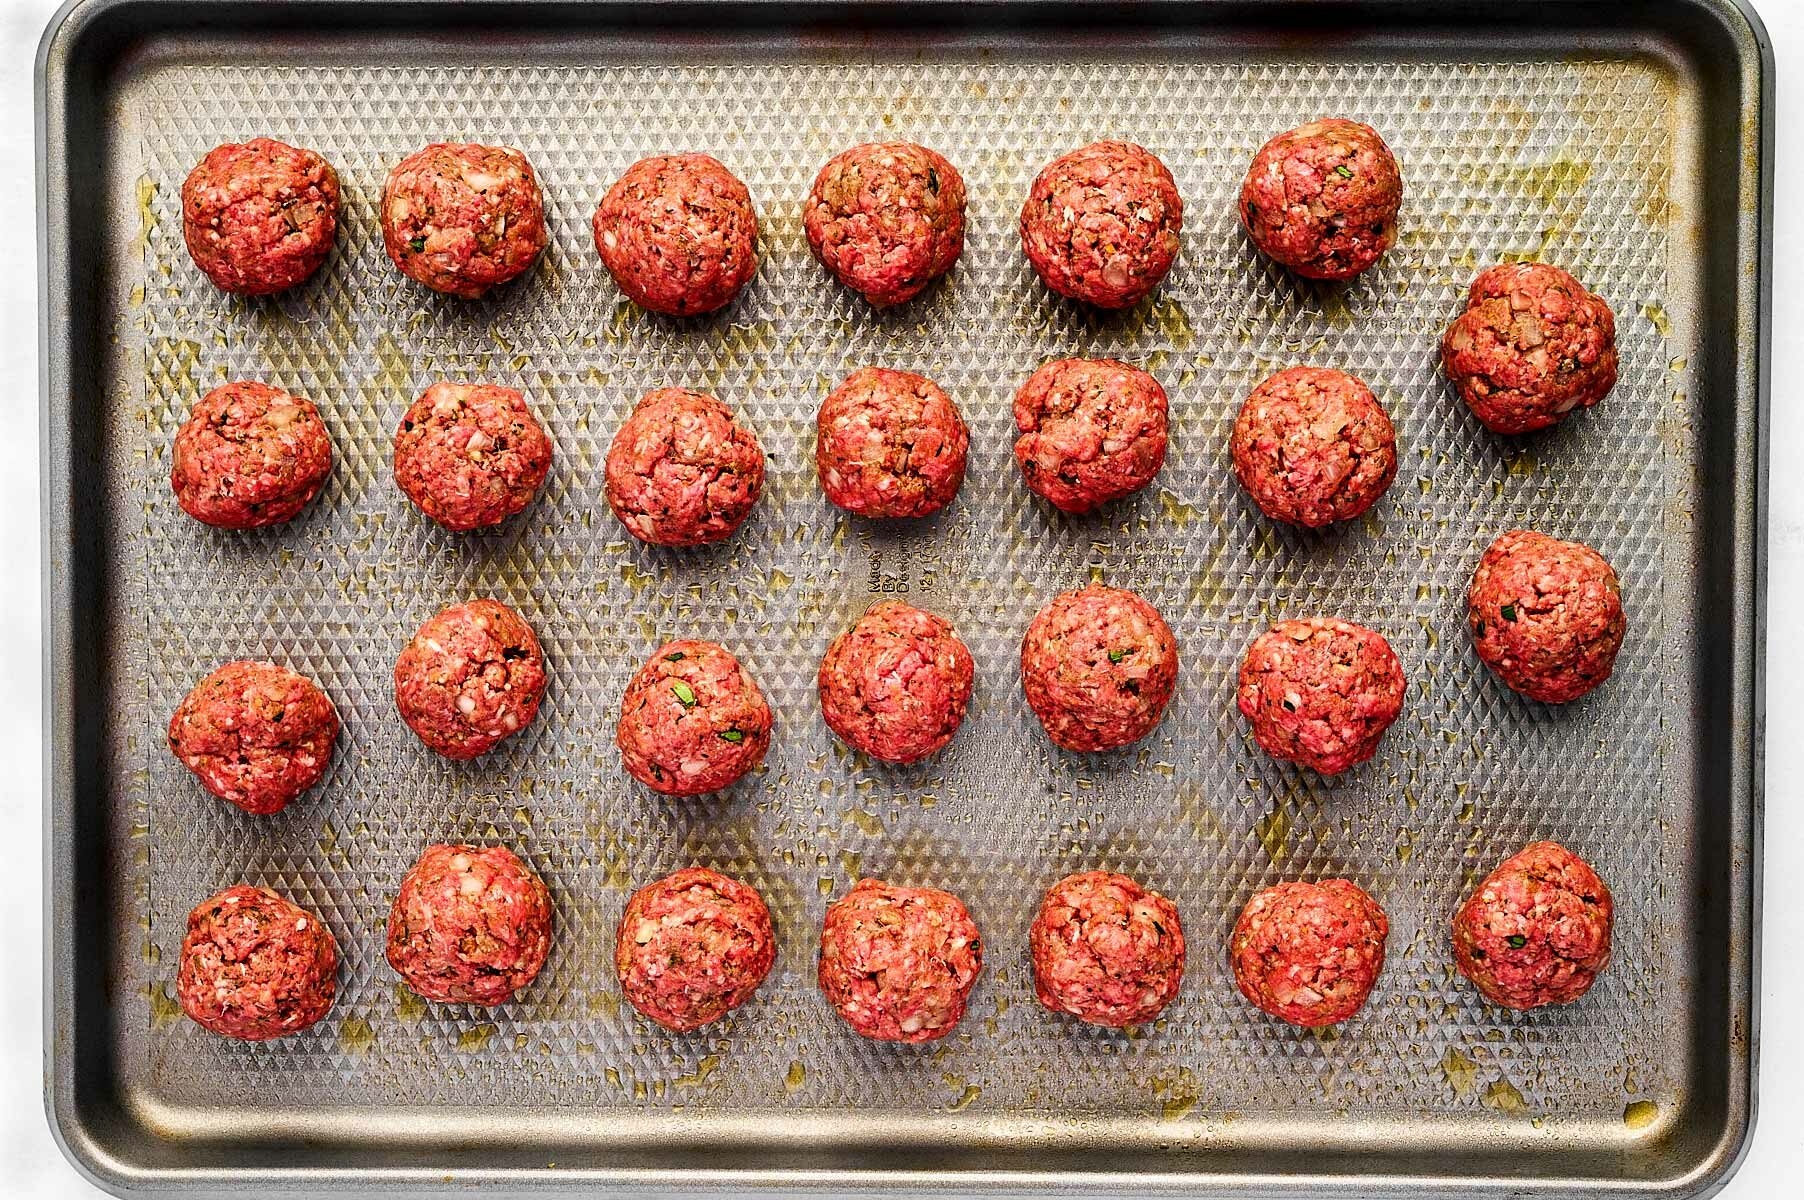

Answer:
[593,154,757,316]
[815,367,968,519]
[181,138,340,295]
[604,388,765,546]
[1468,530,1626,703]
[615,867,775,1032]
[817,878,982,1043]
[171,380,333,529]
[1441,261,1618,434]
[803,142,966,306]
[1030,871,1184,1028]
[617,640,773,795]
[177,885,337,1040]
[392,381,552,532]
[1230,366,1397,527]
[1238,118,1402,281]
[1231,879,1388,1027]
[1019,141,1182,309]
[167,660,338,816]
[381,142,547,299]
[1453,841,1613,1010]
[1237,618,1405,775]
[393,600,546,760]
[818,601,974,764]
[386,843,553,1007]
[1021,584,1178,753]
[1013,358,1169,513]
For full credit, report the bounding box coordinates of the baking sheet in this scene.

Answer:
[41,1,1767,1193]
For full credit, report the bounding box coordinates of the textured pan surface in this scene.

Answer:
[42,1,1765,1194]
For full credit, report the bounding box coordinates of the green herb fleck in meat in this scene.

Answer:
[1108,648,1128,664]
[1334,165,1355,180]
[927,167,940,194]
[671,680,698,707]
[665,651,686,662]
[1506,934,1527,949]
[720,729,745,743]
[1500,603,1518,622]
[409,235,426,253]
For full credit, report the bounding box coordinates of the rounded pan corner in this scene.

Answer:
[36,0,127,87]
[1720,0,1776,71]
[1683,0,1777,86]
[1663,1100,1759,1200]
[43,1082,160,1200]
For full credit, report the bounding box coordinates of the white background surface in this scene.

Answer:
[0,0,1795,1195]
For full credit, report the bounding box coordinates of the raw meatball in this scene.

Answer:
[1237,618,1405,775]
[1030,871,1184,1028]
[1230,365,1397,527]
[604,388,765,546]
[386,843,553,1007]
[1231,879,1388,1027]
[1020,141,1182,309]
[393,599,546,760]
[1238,118,1402,281]
[171,380,333,529]
[616,640,772,795]
[1013,358,1169,513]
[815,367,968,519]
[803,142,966,306]
[1453,840,1613,1010]
[181,138,340,295]
[381,142,547,299]
[1468,530,1626,703]
[818,600,974,764]
[593,154,757,316]
[615,866,776,1032]
[167,660,338,816]
[1441,261,1618,434]
[393,382,552,531]
[817,878,982,1043]
[177,885,337,1040]
[1021,584,1178,752]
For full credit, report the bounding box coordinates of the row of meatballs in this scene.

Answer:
[171,331,1603,540]
[170,532,1624,823]
[176,840,1614,1045]
[170,361,1366,537]
[185,128,1271,309]
[184,124,1619,444]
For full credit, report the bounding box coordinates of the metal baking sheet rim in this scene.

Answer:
[35,0,1770,1195]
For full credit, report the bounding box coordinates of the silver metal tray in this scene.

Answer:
[38,1,1769,1194]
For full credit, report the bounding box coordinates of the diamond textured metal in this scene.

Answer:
[124,51,1682,1127]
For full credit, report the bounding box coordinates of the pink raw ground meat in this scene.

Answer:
[1441,261,1617,434]
[177,885,337,1040]
[818,600,973,764]
[617,639,773,795]
[818,878,982,1043]
[615,867,775,1032]
[1453,841,1613,1010]
[1231,879,1388,1027]
[1237,617,1405,775]
[1239,118,1402,281]
[1030,870,1184,1028]
[1020,141,1182,309]
[386,843,553,1006]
